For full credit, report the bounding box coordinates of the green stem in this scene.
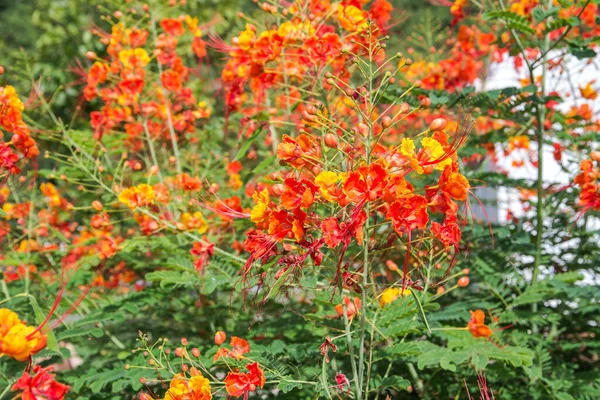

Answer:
[531,0,552,322]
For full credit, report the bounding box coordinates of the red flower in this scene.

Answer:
[387,195,429,235]
[214,336,251,361]
[431,215,461,247]
[224,362,265,399]
[12,366,69,400]
[280,177,318,210]
[160,18,185,36]
[468,310,492,338]
[342,163,389,204]
[335,296,361,320]
[319,337,337,363]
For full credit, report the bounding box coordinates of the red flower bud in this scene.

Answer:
[457,277,470,287]
[215,331,227,346]
[324,133,338,148]
[429,118,447,132]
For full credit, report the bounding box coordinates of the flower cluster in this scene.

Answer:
[574,155,600,213]
[135,331,265,400]
[0,85,38,177]
[84,15,210,147]
[217,0,392,120]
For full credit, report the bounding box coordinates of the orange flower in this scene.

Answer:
[439,163,470,201]
[118,184,155,208]
[224,362,265,398]
[280,178,318,210]
[175,173,202,191]
[335,296,361,320]
[165,370,212,400]
[276,134,321,171]
[214,336,251,361]
[579,82,597,100]
[161,18,185,36]
[467,310,492,338]
[507,135,529,151]
[0,309,47,361]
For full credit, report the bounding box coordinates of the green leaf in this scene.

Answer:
[409,288,431,333]
[278,378,302,393]
[29,296,60,355]
[532,5,560,23]
[483,10,536,34]
[235,127,263,160]
[252,155,277,175]
[379,376,410,391]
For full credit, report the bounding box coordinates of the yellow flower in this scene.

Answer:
[400,138,423,174]
[237,25,255,51]
[379,287,410,308]
[40,182,61,207]
[315,171,340,202]
[421,137,452,171]
[0,308,47,361]
[250,189,270,226]
[338,5,368,32]
[118,48,150,69]
[180,212,208,234]
[118,184,155,209]
[1,85,25,112]
[165,372,212,400]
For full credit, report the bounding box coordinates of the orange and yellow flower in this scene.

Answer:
[118,184,155,208]
[0,309,47,361]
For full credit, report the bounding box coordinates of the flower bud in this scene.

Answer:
[385,260,398,271]
[420,98,431,107]
[92,200,103,211]
[272,184,284,196]
[181,337,188,346]
[214,331,227,346]
[429,118,447,132]
[191,347,200,357]
[381,116,392,129]
[457,276,470,287]
[436,287,445,295]
[357,123,369,137]
[324,133,338,148]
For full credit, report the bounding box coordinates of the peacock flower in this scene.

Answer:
[0,309,47,361]
[118,48,150,69]
[250,189,272,228]
[439,163,470,201]
[579,82,597,100]
[337,5,368,32]
[164,370,212,400]
[12,365,68,399]
[118,184,155,209]
[224,362,265,398]
[315,171,341,202]
[468,310,492,338]
[379,287,410,308]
